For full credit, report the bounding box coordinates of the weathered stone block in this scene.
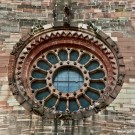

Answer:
[1,84,9,91]
[117,93,135,99]
[111,32,123,38]
[115,107,130,112]
[131,99,135,105]
[112,99,131,104]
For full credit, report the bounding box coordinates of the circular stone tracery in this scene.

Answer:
[8,24,125,119]
[30,48,105,112]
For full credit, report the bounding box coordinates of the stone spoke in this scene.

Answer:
[89,68,103,74]
[87,87,100,94]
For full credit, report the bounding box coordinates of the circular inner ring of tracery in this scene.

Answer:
[8,25,125,119]
[29,48,106,112]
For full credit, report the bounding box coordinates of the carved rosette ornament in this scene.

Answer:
[8,23,125,119]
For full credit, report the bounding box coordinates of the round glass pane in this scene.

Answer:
[53,67,84,92]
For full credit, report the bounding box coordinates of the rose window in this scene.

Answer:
[8,24,125,119]
[30,48,106,112]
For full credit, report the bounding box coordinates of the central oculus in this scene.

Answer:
[53,66,84,92]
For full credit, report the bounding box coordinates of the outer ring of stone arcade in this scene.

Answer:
[8,24,125,119]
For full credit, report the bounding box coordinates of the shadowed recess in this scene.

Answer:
[79,53,90,65]
[90,70,105,79]
[31,81,46,90]
[44,96,57,108]
[85,60,99,71]
[86,90,100,101]
[78,96,90,108]
[70,50,79,61]
[37,60,51,70]
[32,70,46,78]
[69,99,78,112]
[47,53,58,64]
[90,82,105,90]
[36,89,50,100]
[58,50,68,61]
[57,99,66,112]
